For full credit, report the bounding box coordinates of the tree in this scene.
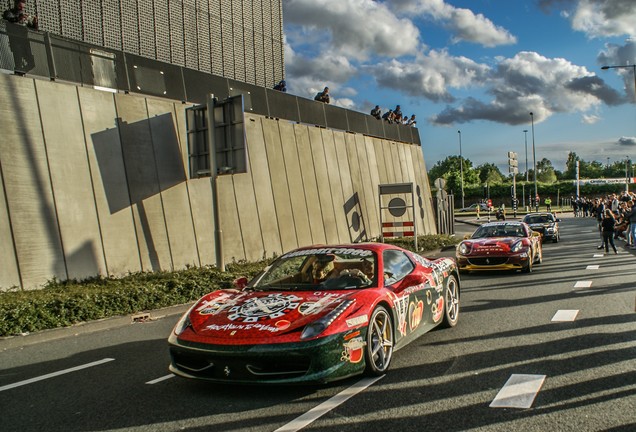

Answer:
[536,157,557,183]
[428,156,479,194]
[476,163,505,184]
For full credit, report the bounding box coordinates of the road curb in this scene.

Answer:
[0,302,193,351]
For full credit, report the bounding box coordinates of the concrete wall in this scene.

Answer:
[0,74,436,291]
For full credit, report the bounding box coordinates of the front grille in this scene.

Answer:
[468,257,509,265]
[171,349,312,381]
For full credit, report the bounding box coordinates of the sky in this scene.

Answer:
[280,0,636,173]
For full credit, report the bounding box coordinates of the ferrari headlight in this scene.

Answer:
[301,300,354,340]
[458,242,471,255]
[511,241,525,253]
[171,305,195,339]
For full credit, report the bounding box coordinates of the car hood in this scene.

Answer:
[527,222,554,228]
[187,289,362,339]
[465,237,523,252]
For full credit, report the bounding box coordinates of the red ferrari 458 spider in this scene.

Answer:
[456,221,543,273]
[169,243,460,384]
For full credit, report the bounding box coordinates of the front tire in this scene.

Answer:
[364,306,394,376]
[522,260,533,273]
[441,275,460,328]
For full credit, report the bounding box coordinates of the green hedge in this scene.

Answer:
[0,236,459,337]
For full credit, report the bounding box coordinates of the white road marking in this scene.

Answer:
[552,310,579,322]
[274,376,384,432]
[489,374,546,409]
[0,358,115,392]
[146,374,175,384]
[586,265,600,270]
[593,254,604,257]
[574,281,593,288]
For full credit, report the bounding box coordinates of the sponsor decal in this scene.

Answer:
[426,290,432,305]
[227,294,302,322]
[205,322,282,332]
[393,294,409,336]
[409,301,424,331]
[341,337,366,363]
[275,320,291,331]
[346,315,368,327]
[282,247,373,259]
[197,292,248,315]
[299,294,344,315]
[431,296,444,322]
[344,330,361,341]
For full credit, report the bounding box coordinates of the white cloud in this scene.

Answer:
[366,50,491,102]
[391,0,517,47]
[540,0,636,38]
[571,0,636,38]
[283,0,421,60]
[582,114,600,124]
[432,51,624,125]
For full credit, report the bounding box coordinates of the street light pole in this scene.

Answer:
[458,130,464,209]
[601,64,636,101]
[530,112,538,211]
[523,130,528,182]
[626,156,630,193]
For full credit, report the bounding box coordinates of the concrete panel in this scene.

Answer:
[186,178,217,265]
[230,170,264,262]
[382,140,396,183]
[344,133,371,243]
[308,126,339,244]
[36,80,106,281]
[0,75,66,289]
[390,142,405,183]
[322,129,349,243]
[363,136,382,231]
[114,94,171,272]
[146,100,199,269]
[245,116,283,257]
[0,162,20,290]
[355,135,380,238]
[79,87,141,277]
[279,121,312,247]
[262,118,298,252]
[217,174,246,262]
[294,124,326,245]
[411,146,437,234]
[372,137,389,184]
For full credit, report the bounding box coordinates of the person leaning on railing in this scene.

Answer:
[2,0,38,30]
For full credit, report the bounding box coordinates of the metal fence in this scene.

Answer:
[0,20,421,146]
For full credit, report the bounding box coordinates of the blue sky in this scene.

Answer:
[281,0,636,173]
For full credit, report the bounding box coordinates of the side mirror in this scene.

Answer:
[234,277,249,289]
[394,270,426,289]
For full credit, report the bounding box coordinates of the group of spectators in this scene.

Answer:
[272,81,416,126]
[371,104,417,127]
[574,192,636,254]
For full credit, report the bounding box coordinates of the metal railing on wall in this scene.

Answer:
[0,20,421,146]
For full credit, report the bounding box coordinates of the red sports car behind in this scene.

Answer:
[455,221,543,273]
[169,243,460,384]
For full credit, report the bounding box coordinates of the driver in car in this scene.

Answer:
[311,255,338,283]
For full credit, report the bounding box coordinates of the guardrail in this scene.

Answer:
[0,20,420,145]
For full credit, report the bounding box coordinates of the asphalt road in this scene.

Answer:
[1,214,634,432]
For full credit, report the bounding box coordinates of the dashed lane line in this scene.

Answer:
[552,310,579,322]
[586,265,600,270]
[489,374,546,409]
[574,281,593,288]
[146,374,175,384]
[274,376,384,432]
[0,358,115,392]
[593,254,604,257]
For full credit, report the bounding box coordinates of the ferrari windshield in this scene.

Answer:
[251,247,377,290]
[472,224,527,238]
[523,215,554,224]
